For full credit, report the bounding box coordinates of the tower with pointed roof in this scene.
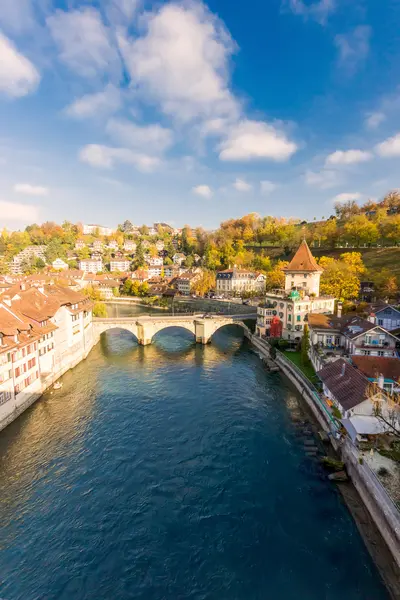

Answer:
[256,240,335,341]
[283,240,323,296]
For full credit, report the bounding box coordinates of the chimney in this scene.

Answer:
[367,312,376,325]
[341,362,346,377]
[2,295,11,307]
[377,373,385,390]
[337,302,343,318]
[20,282,26,291]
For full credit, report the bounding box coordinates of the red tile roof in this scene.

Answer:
[283,240,321,273]
[351,356,400,382]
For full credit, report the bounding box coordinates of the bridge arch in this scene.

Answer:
[209,321,251,340]
[144,322,197,345]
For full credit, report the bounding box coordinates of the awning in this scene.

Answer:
[341,416,388,441]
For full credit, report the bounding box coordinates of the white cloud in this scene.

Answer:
[47,7,120,78]
[14,183,48,196]
[219,119,297,162]
[0,33,40,97]
[375,132,400,157]
[285,0,335,25]
[0,0,36,34]
[106,118,173,154]
[233,178,252,192]
[305,169,341,189]
[79,144,160,172]
[260,180,278,194]
[332,192,362,204]
[65,84,122,119]
[335,26,371,74]
[0,200,40,222]
[117,2,239,122]
[192,184,212,198]
[365,111,386,130]
[325,149,373,166]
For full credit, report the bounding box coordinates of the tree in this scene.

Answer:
[192,271,216,296]
[340,252,365,276]
[319,258,360,300]
[93,302,107,318]
[265,261,288,291]
[344,214,378,246]
[138,282,150,297]
[301,324,311,366]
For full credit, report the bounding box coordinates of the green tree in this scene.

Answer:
[138,282,150,297]
[93,302,107,317]
[301,324,311,366]
[343,215,378,246]
[192,271,216,296]
[319,258,360,300]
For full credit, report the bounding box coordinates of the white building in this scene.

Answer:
[75,240,86,250]
[257,241,335,340]
[108,240,119,251]
[216,269,266,297]
[110,259,131,272]
[173,253,186,266]
[176,271,201,296]
[155,240,165,251]
[145,256,163,267]
[52,258,69,271]
[83,224,113,236]
[123,240,136,253]
[148,266,163,278]
[0,284,93,431]
[10,246,47,275]
[78,258,103,274]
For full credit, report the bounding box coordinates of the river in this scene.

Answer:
[0,326,389,599]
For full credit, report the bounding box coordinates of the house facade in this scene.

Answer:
[216,269,266,297]
[371,305,400,332]
[78,258,103,274]
[110,259,131,272]
[257,241,335,340]
[52,258,69,270]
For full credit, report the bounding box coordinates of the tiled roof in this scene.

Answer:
[317,359,369,411]
[351,356,400,382]
[283,240,321,272]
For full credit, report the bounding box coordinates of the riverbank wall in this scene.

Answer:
[248,333,400,571]
[0,340,95,433]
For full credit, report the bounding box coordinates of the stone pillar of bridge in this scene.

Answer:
[194,319,213,344]
[136,322,152,346]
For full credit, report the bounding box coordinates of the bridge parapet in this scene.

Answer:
[93,314,253,346]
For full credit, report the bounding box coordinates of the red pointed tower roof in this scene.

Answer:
[283,240,322,272]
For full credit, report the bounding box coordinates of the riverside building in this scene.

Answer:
[0,283,93,431]
[257,241,335,340]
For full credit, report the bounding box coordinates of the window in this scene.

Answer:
[363,350,371,356]
[28,358,36,370]
[288,314,291,321]
[297,315,301,322]
[378,351,384,357]
[0,391,12,405]
[15,366,21,378]
[378,319,383,326]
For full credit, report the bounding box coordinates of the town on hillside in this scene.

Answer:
[0,204,400,453]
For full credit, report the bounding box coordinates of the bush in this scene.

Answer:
[377,466,390,477]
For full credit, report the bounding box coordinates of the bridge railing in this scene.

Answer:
[94,313,257,322]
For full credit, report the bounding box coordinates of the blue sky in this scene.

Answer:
[1,0,400,230]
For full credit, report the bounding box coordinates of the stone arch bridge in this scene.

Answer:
[93,313,256,346]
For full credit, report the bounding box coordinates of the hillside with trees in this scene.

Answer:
[0,190,399,302]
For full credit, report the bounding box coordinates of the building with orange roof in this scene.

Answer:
[0,281,94,431]
[257,240,335,341]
